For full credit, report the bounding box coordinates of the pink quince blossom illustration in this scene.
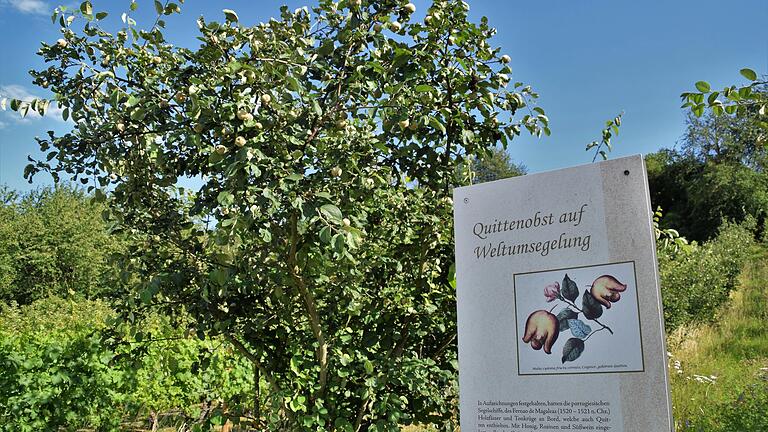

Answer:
[544,282,560,302]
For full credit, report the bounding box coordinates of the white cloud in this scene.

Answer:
[1,0,50,15]
[0,84,66,123]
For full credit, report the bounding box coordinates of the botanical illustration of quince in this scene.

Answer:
[521,273,627,363]
[522,310,559,354]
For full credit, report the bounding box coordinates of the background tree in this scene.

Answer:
[462,146,527,184]
[8,0,546,430]
[0,185,121,304]
[647,76,768,241]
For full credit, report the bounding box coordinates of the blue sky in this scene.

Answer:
[1,0,766,191]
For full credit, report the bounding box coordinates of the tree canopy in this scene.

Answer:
[647,79,768,241]
[0,185,120,304]
[6,0,547,429]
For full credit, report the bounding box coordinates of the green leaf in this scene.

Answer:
[318,40,334,56]
[95,11,108,20]
[130,107,146,121]
[332,233,346,253]
[561,338,585,363]
[319,226,331,244]
[259,228,272,242]
[209,268,228,285]
[461,129,475,145]
[695,81,711,92]
[126,95,141,107]
[311,100,322,116]
[414,84,434,93]
[289,395,306,412]
[319,204,342,223]
[285,173,303,181]
[286,76,302,92]
[217,191,234,205]
[740,68,757,81]
[222,9,239,22]
[80,1,92,15]
[581,290,603,319]
[140,287,154,304]
[429,116,446,134]
[363,359,374,374]
[154,0,163,14]
[561,273,578,301]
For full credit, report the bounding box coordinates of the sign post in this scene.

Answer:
[453,155,672,432]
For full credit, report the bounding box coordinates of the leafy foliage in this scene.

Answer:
[0,297,126,431]
[7,0,547,429]
[0,297,256,431]
[646,149,768,242]
[657,220,756,331]
[0,186,121,304]
[681,68,767,127]
[585,113,622,162]
[650,73,768,241]
[461,146,527,184]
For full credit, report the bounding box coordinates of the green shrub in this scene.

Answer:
[658,220,756,331]
[0,186,122,305]
[717,383,768,431]
[0,297,127,431]
[126,315,256,428]
[0,296,256,430]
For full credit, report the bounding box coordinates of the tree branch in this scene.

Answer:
[288,212,329,397]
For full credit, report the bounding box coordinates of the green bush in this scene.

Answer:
[126,316,256,428]
[0,297,127,431]
[0,186,122,305]
[658,220,756,331]
[0,297,255,431]
[716,383,768,431]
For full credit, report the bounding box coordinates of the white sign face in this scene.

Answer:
[453,156,672,432]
